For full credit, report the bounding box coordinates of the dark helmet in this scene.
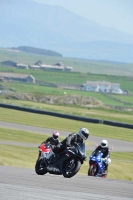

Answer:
[77,128,89,141]
[53,131,59,140]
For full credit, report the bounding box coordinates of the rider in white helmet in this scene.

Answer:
[54,128,89,157]
[92,139,111,171]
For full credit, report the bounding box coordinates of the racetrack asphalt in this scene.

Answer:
[0,165,133,200]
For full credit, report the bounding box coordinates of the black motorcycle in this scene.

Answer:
[35,142,86,178]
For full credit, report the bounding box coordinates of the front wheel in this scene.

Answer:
[88,164,97,176]
[62,159,81,178]
[35,158,47,175]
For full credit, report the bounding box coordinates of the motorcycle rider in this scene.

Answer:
[39,131,60,162]
[53,128,89,155]
[40,131,60,146]
[62,127,89,152]
[39,128,89,173]
[91,139,111,172]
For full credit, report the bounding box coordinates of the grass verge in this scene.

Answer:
[0,108,133,142]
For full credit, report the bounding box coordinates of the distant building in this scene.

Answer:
[0,60,73,72]
[0,73,35,83]
[57,83,80,90]
[40,64,64,71]
[54,62,64,66]
[16,63,29,69]
[34,60,43,66]
[82,81,123,94]
[54,62,73,71]
[29,65,41,70]
[0,60,17,67]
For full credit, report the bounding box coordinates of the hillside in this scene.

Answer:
[1,0,133,62]
[10,46,62,57]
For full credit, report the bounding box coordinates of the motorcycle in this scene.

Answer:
[88,150,109,178]
[35,142,86,178]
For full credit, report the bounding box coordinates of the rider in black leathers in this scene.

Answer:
[40,131,60,146]
[52,128,89,156]
[52,128,89,173]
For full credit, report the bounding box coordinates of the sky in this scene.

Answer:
[33,0,133,35]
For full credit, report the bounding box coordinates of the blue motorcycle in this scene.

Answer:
[88,150,107,178]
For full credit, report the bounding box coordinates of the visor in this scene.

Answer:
[101,143,106,146]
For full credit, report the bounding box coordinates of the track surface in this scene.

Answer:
[0,121,133,152]
[0,166,133,200]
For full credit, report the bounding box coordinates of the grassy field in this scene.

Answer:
[1,50,133,110]
[0,99,133,124]
[0,48,133,75]
[1,66,133,93]
[1,82,133,110]
[0,107,133,142]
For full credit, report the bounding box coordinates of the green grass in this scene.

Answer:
[1,66,133,92]
[0,99,133,124]
[0,107,133,142]
[0,48,133,75]
[0,126,67,145]
[0,144,38,169]
[0,127,50,144]
[1,80,133,109]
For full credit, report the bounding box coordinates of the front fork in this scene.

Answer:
[38,150,48,167]
[38,150,41,159]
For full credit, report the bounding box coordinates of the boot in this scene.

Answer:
[104,164,108,174]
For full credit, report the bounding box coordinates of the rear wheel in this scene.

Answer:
[63,159,81,178]
[35,158,47,175]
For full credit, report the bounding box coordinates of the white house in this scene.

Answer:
[82,81,123,94]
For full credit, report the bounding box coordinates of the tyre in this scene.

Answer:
[35,158,47,175]
[62,159,81,178]
[88,164,97,176]
[88,168,91,176]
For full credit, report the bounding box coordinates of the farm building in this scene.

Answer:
[40,64,64,71]
[0,73,35,83]
[82,81,123,94]
[29,65,41,70]
[16,63,29,69]
[0,60,17,67]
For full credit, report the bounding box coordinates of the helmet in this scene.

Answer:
[53,131,59,140]
[77,128,89,141]
[101,140,108,148]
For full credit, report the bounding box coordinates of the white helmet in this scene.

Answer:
[101,140,108,148]
[77,128,89,141]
